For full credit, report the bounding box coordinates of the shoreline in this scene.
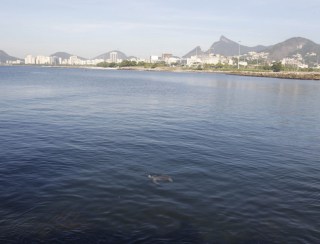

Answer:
[117,67,320,80]
[226,70,320,80]
[2,64,320,80]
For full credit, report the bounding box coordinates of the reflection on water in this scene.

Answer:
[0,66,320,243]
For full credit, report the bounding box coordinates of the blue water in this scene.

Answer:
[0,66,319,243]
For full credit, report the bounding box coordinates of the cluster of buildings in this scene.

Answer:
[185,54,234,67]
[24,54,105,66]
[280,53,317,69]
[179,51,317,69]
[25,55,60,65]
[149,53,234,67]
[3,50,319,69]
[20,52,148,66]
[5,60,23,65]
[150,51,271,68]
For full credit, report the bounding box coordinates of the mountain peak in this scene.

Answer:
[0,50,21,63]
[0,50,8,55]
[220,35,234,43]
[264,36,320,60]
[50,52,87,60]
[182,46,204,58]
[207,35,268,56]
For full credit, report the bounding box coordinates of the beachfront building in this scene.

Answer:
[85,59,104,65]
[35,55,53,65]
[25,55,62,65]
[50,56,61,65]
[25,55,36,64]
[69,56,82,65]
[100,52,123,63]
[6,60,22,65]
[59,56,87,65]
[24,54,122,66]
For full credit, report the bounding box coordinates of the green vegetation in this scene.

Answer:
[97,62,117,68]
[96,59,320,74]
[271,62,283,72]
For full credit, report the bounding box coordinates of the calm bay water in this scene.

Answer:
[0,66,319,243]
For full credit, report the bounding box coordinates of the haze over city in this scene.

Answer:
[1,0,320,58]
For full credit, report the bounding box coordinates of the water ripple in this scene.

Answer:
[0,66,320,242]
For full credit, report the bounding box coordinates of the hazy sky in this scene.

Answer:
[1,0,320,58]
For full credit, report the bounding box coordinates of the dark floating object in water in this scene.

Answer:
[148,174,173,184]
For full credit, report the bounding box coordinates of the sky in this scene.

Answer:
[1,0,320,59]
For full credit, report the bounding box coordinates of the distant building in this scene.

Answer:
[187,55,202,66]
[202,54,220,65]
[6,60,22,65]
[25,55,59,65]
[239,61,248,67]
[35,55,52,65]
[281,57,307,68]
[51,56,60,65]
[166,56,181,65]
[150,55,160,63]
[68,56,85,65]
[110,52,118,63]
[85,59,104,65]
[162,53,172,62]
[25,55,36,64]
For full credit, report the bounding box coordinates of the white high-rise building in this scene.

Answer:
[25,55,36,64]
[35,55,52,65]
[110,52,118,63]
[68,56,84,65]
[50,56,60,65]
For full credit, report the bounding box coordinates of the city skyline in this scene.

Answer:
[1,0,320,58]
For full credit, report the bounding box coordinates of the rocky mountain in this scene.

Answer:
[182,36,270,58]
[0,50,21,63]
[50,52,87,60]
[182,46,205,58]
[207,36,269,56]
[263,37,320,60]
[183,35,320,61]
[94,50,127,60]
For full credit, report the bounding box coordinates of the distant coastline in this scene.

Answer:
[117,66,320,80]
[1,64,320,80]
[226,70,320,80]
